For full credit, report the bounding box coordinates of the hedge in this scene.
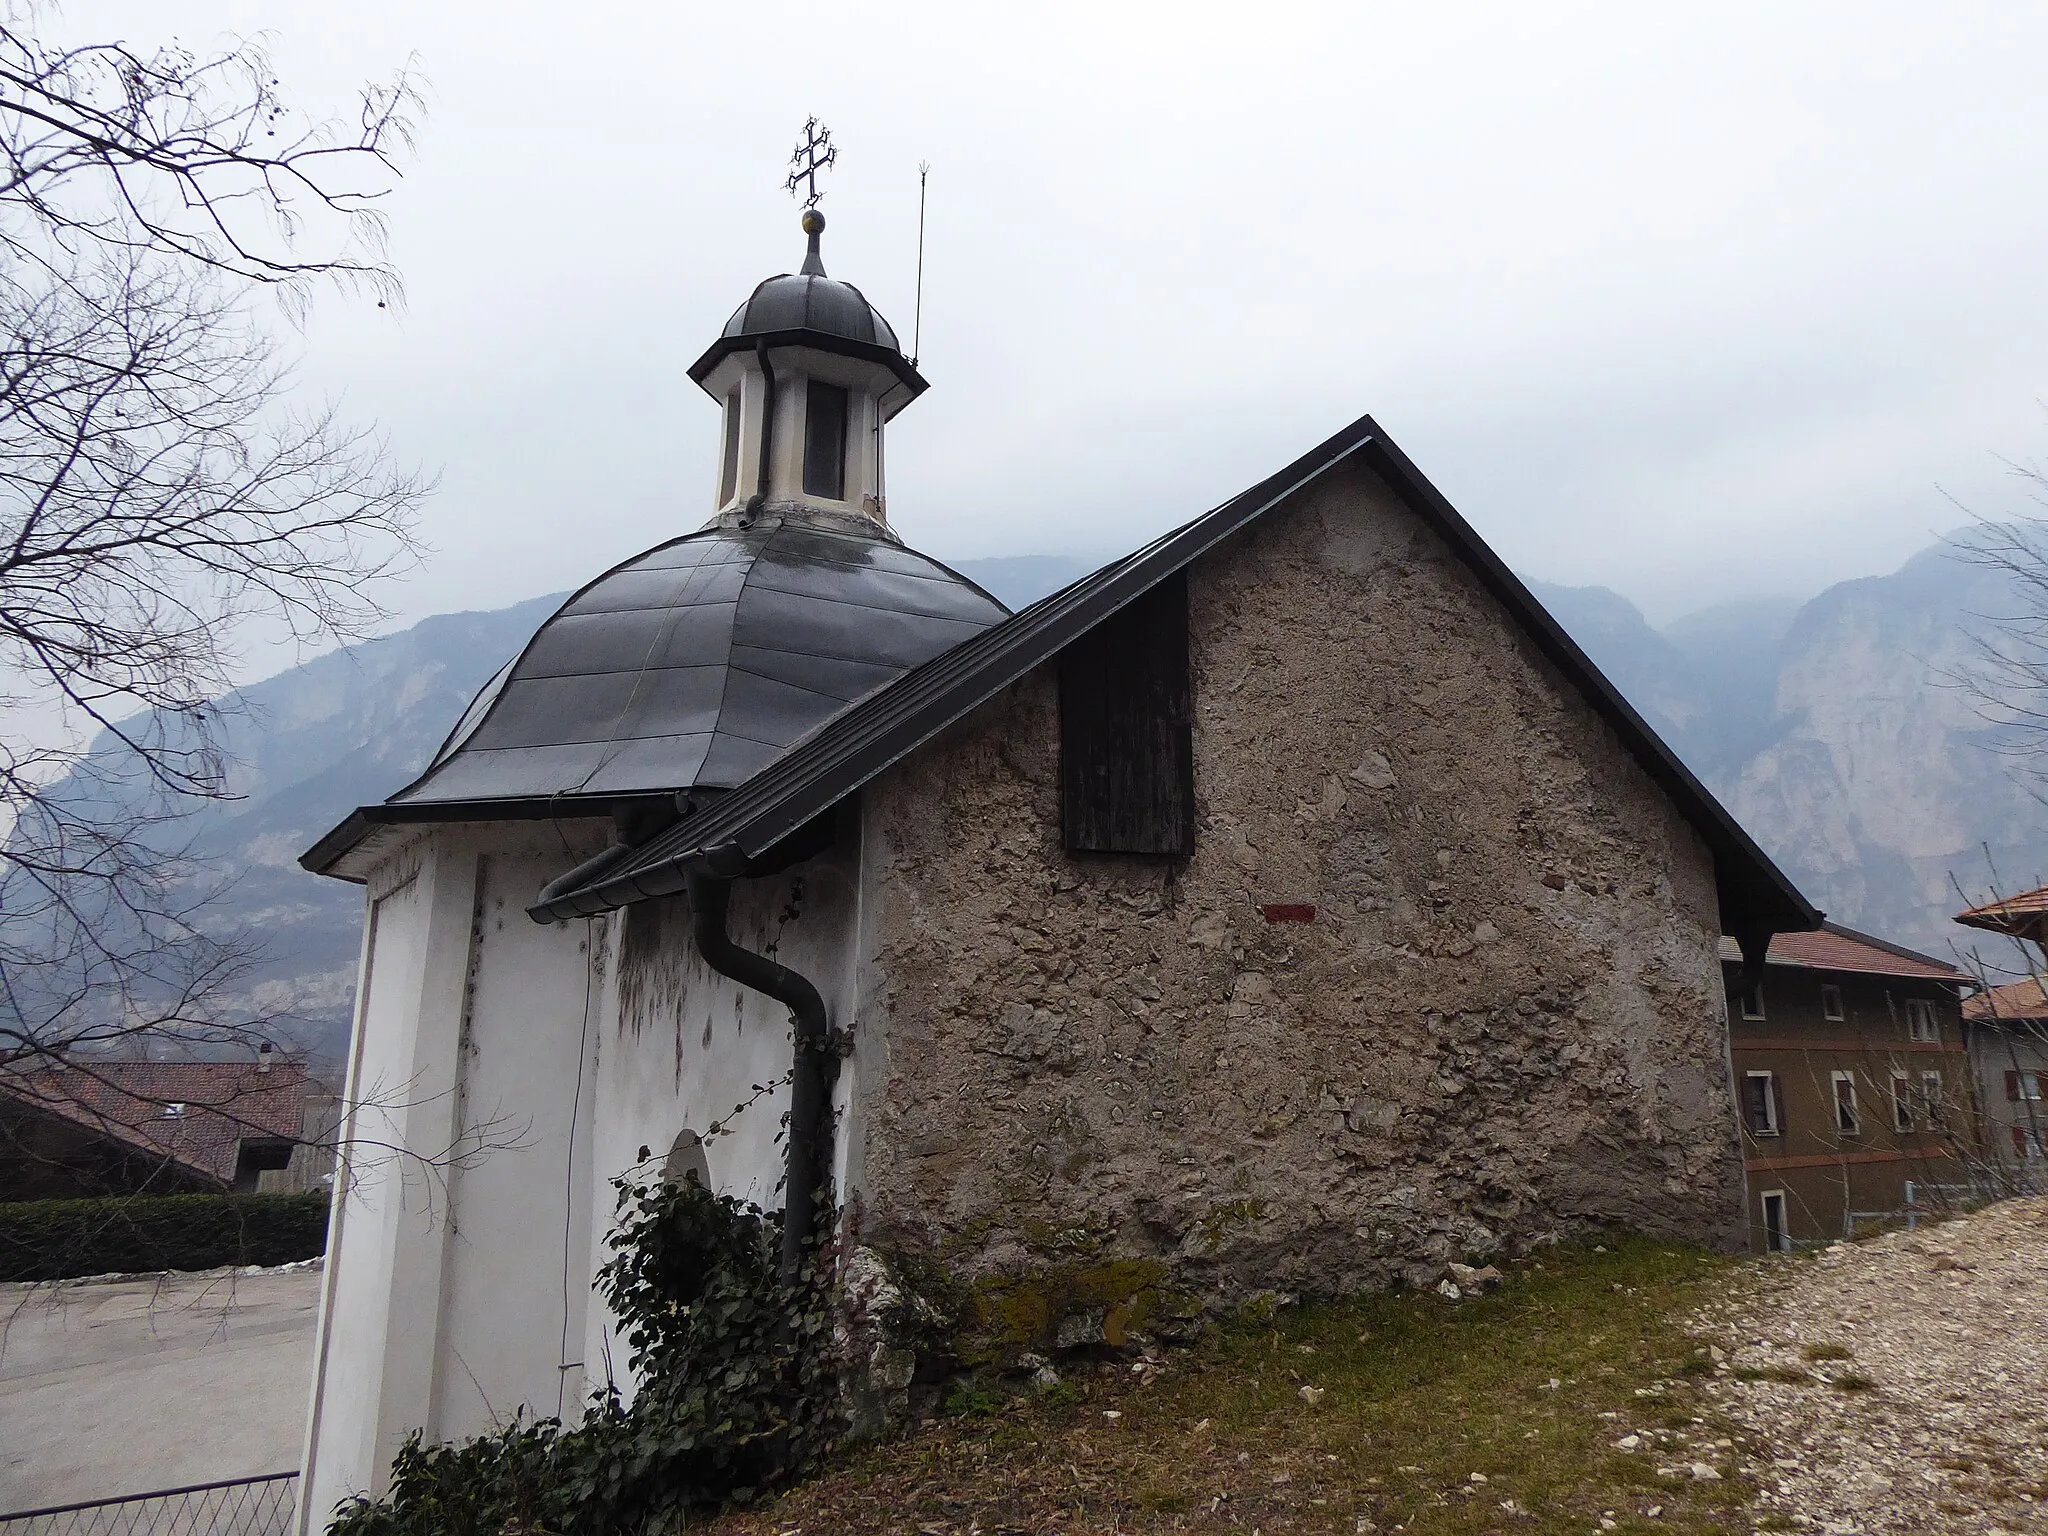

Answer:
[0,1191,331,1281]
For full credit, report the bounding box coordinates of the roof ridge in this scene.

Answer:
[531,414,1818,934]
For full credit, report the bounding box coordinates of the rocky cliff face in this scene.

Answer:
[1541,538,2048,962]
[1719,543,2047,962]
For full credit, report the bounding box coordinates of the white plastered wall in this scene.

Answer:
[299,820,884,1525]
[297,822,607,1534]
[575,839,870,1406]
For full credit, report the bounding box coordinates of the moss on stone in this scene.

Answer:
[964,1256,1182,1362]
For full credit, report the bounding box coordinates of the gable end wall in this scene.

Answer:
[850,459,1745,1309]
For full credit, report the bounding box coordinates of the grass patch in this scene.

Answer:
[1831,1372,1878,1393]
[940,1385,1003,1420]
[1801,1342,1854,1362]
[709,1237,1761,1535]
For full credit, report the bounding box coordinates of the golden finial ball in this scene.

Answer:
[801,208,826,235]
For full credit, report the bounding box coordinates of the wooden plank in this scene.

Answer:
[1058,571,1194,855]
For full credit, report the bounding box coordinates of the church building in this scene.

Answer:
[293,201,1818,1527]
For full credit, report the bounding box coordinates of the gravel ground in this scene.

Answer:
[1696,1196,2048,1536]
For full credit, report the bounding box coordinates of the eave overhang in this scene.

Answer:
[299,793,673,883]
[686,328,928,403]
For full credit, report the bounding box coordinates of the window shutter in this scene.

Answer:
[2008,1069,2022,1101]
[2016,1125,2029,1156]
[1059,571,1195,855]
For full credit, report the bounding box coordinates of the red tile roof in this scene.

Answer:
[1718,922,1963,981]
[1965,977,2048,1023]
[1955,886,2048,940]
[0,1059,309,1189]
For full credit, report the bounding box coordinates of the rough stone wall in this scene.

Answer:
[848,459,1745,1330]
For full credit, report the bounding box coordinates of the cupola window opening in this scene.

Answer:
[803,378,849,500]
[718,388,743,507]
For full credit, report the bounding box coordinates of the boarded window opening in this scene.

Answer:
[803,380,848,500]
[1059,571,1195,856]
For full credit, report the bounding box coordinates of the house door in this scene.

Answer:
[1760,1190,1790,1254]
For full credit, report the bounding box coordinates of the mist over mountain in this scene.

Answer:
[24,542,2046,1069]
[1537,540,2048,967]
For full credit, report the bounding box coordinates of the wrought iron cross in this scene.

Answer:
[784,118,837,207]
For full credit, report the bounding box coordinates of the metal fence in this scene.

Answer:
[0,1474,297,1536]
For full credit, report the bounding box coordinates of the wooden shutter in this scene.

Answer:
[1059,572,1195,856]
[2009,1069,2023,1101]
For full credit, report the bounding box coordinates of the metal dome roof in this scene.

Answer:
[388,520,1007,808]
[686,215,927,399]
[720,272,901,353]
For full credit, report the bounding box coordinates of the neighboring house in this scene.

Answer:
[293,205,1820,1522]
[1960,979,2048,1179]
[1955,888,2048,1184]
[0,1055,316,1200]
[1722,923,1977,1252]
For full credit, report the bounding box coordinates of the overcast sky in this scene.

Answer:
[80,0,2048,641]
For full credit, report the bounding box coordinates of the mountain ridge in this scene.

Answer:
[28,546,2046,1067]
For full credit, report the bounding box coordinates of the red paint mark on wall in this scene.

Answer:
[1261,903,1317,924]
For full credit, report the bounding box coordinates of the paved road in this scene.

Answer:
[0,1265,320,1511]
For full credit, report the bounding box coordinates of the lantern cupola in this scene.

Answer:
[688,209,926,530]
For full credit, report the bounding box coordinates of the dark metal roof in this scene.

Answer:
[300,519,1006,877]
[725,272,901,351]
[530,414,1822,939]
[687,273,926,401]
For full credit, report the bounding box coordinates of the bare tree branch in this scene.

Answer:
[0,3,428,1165]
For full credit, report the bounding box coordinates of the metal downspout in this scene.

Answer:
[685,870,837,1284]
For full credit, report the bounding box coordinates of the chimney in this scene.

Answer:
[257,1041,273,1074]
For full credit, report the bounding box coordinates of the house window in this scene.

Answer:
[2013,1125,2045,1160]
[718,389,742,505]
[1820,984,1844,1021]
[1891,1072,1914,1133]
[1905,998,1939,1043]
[1760,1189,1791,1254]
[1742,1071,1781,1136]
[1059,570,1195,856]
[161,1102,187,1119]
[1738,984,1766,1022]
[802,379,849,499]
[1921,1070,1945,1123]
[1832,1071,1860,1136]
[2005,1070,2045,1102]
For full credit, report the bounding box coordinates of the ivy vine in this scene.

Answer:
[327,1176,842,1536]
